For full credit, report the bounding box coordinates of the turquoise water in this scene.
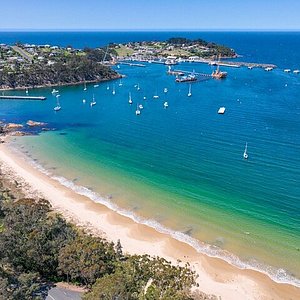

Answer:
[1,32,300,287]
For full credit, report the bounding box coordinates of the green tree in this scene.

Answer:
[58,234,116,285]
[0,198,76,278]
[84,255,197,300]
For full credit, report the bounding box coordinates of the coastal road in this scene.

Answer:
[46,287,82,300]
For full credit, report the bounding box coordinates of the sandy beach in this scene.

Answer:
[0,141,299,300]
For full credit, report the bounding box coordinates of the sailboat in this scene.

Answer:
[243,142,248,159]
[83,82,87,91]
[52,88,59,94]
[54,95,61,111]
[135,104,141,115]
[187,84,192,97]
[137,83,140,91]
[128,92,133,104]
[112,85,116,95]
[119,79,123,86]
[90,94,96,107]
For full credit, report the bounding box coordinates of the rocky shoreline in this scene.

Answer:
[0,119,53,139]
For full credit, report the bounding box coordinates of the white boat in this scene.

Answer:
[248,66,253,70]
[117,65,120,69]
[52,88,59,94]
[137,83,140,91]
[138,104,143,110]
[54,95,61,111]
[94,84,99,88]
[112,85,116,95]
[83,82,87,91]
[265,67,273,72]
[82,99,86,104]
[135,105,141,115]
[284,69,291,73]
[163,101,168,108]
[143,96,147,100]
[106,85,110,90]
[128,92,133,104]
[218,107,226,114]
[90,94,96,107]
[243,142,248,159]
[187,84,192,97]
[119,79,123,86]
[25,88,28,94]
[153,91,159,99]
[164,88,168,93]
[293,69,300,74]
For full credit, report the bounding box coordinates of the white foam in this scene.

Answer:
[13,147,300,288]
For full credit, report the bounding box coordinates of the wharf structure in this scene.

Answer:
[0,95,46,100]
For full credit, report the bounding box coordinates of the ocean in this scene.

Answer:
[1,31,299,287]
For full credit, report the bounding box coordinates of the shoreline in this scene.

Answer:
[0,74,123,92]
[0,140,299,299]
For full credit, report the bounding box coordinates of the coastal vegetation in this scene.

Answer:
[0,169,217,299]
[0,44,119,90]
[113,37,236,60]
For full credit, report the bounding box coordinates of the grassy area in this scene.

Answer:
[115,45,135,57]
[161,49,192,57]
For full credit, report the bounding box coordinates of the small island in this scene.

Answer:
[112,37,237,61]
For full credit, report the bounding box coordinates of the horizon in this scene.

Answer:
[1,29,300,32]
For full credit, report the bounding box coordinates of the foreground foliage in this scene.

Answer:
[0,176,205,299]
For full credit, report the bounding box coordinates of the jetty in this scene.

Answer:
[190,59,277,69]
[0,95,46,100]
[118,61,146,67]
[173,69,212,78]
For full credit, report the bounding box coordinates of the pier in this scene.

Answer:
[189,59,277,69]
[118,61,146,67]
[217,61,277,69]
[173,70,212,78]
[0,95,46,100]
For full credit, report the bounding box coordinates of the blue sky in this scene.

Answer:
[1,0,300,30]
